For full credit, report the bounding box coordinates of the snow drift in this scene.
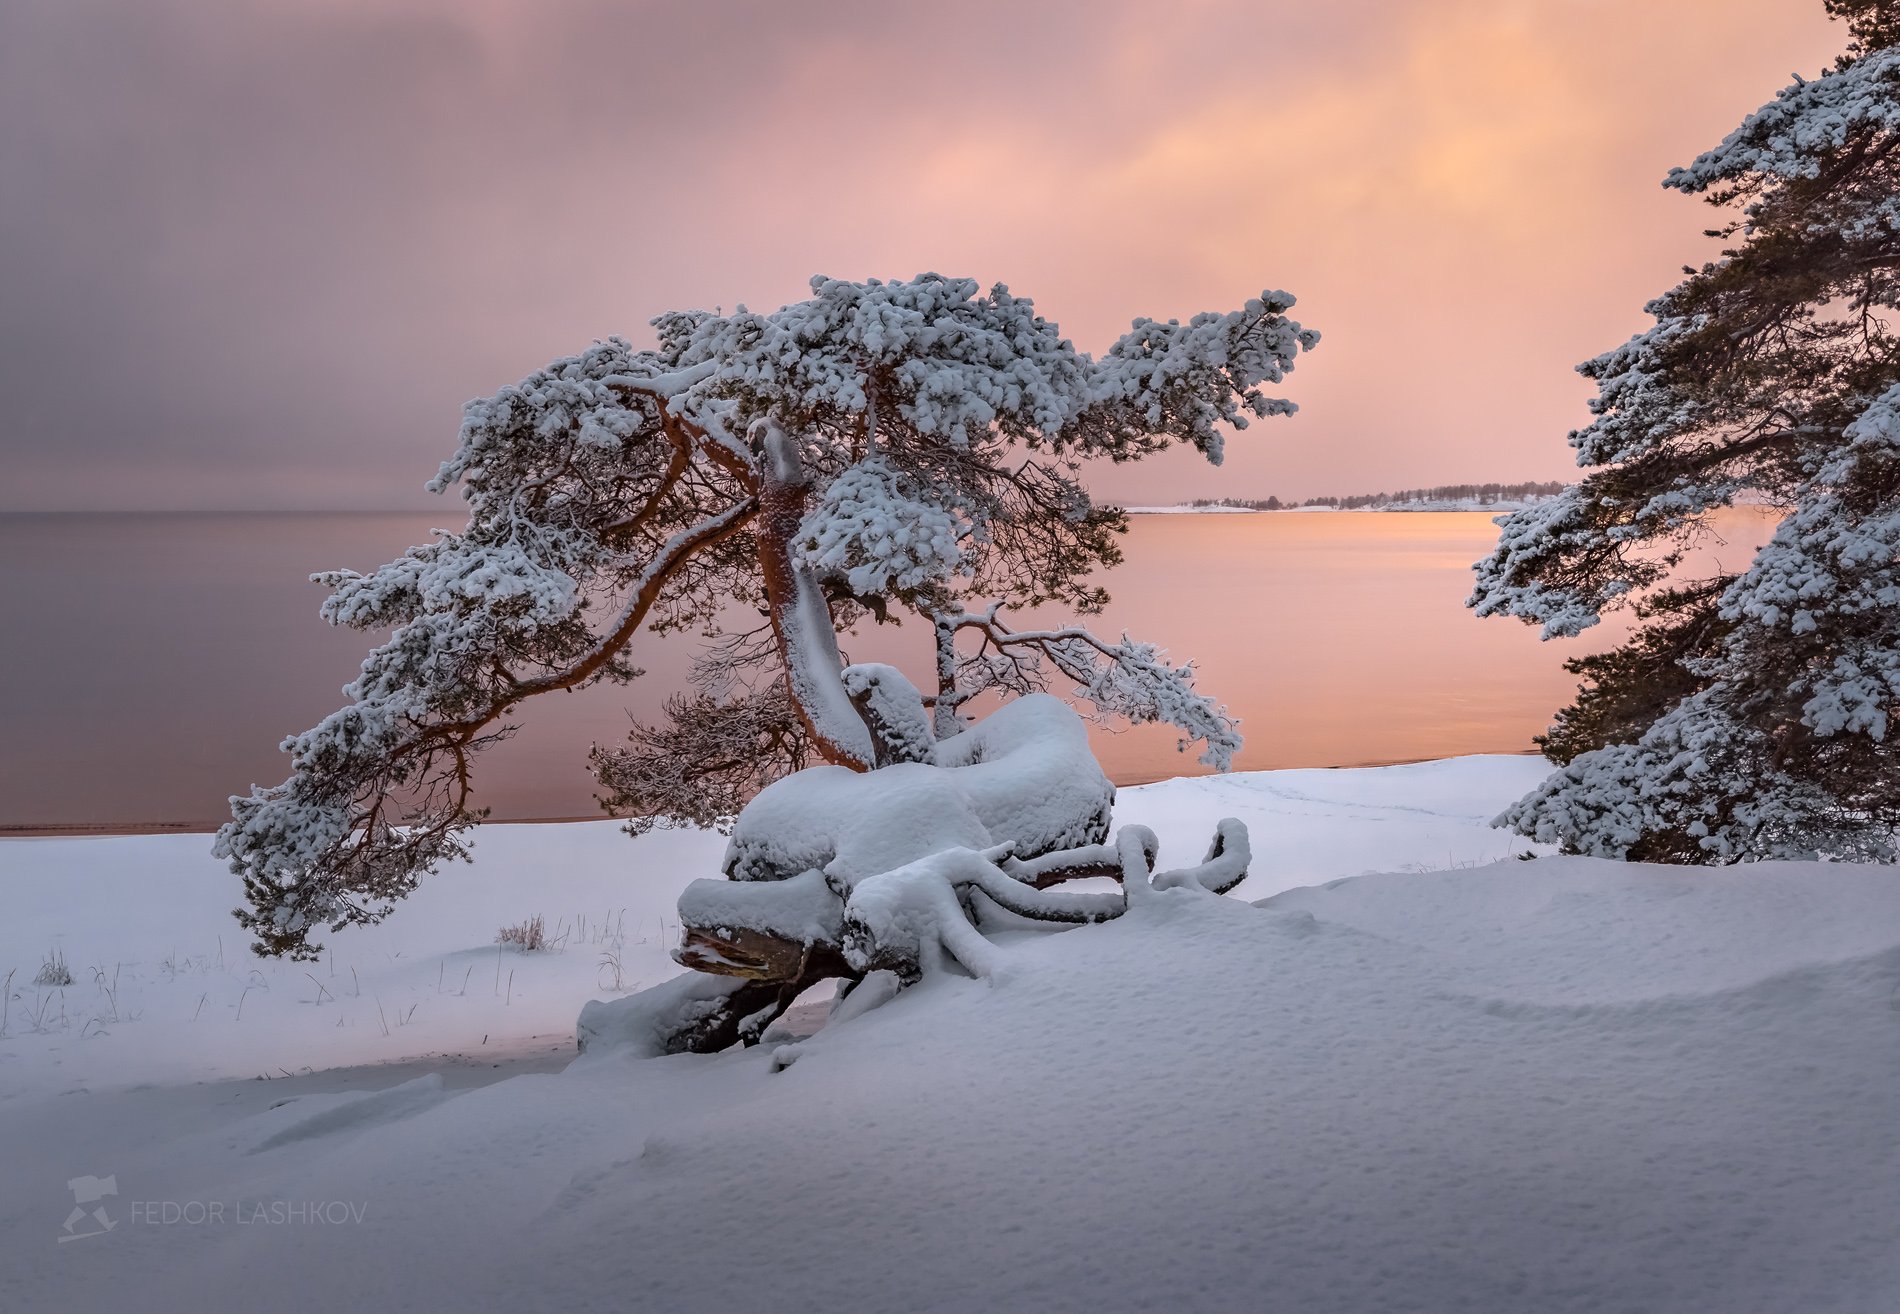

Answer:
[5,757,1897,1312]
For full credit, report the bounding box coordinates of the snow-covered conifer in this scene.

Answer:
[1472,3,1900,860]
[219,275,1315,957]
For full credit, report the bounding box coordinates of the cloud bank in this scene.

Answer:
[0,0,1844,510]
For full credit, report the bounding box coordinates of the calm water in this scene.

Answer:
[0,510,1770,832]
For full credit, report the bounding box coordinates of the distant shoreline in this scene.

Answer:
[0,751,1546,840]
[1120,481,1567,515]
[1120,503,1544,515]
[0,814,612,840]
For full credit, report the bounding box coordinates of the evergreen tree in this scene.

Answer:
[1471,1,1900,861]
[217,274,1315,957]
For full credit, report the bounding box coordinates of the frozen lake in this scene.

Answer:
[0,509,1772,831]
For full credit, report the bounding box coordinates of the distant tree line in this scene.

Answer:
[1187,480,1566,511]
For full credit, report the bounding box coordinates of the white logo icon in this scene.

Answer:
[59,1174,118,1242]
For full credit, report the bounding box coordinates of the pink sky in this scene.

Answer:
[0,0,1849,510]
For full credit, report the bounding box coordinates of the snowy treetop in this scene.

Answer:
[1666,45,1900,198]
[617,275,1317,461]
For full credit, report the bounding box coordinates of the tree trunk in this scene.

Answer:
[932,613,964,739]
[663,967,843,1054]
[755,424,876,770]
[675,923,852,982]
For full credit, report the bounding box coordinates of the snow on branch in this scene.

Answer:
[217,497,757,959]
[221,274,1314,958]
[934,608,1242,769]
[1084,291,1321,465]
[1498,383,1900,861]
[1665,45,1900,198]
[793,456,968,596]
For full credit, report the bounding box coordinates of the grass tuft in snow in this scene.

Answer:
[497,915,547,952]
[34,946,72,987]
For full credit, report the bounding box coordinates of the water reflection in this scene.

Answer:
[0,510,1774,830]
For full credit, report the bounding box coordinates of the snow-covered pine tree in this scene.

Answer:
[218,275,1316,958]
[1471,1,1900,862]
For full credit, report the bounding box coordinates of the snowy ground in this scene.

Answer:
[4,754,1898,1312]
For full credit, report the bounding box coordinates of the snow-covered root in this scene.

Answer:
[673,869,846,979]
[843,819,1251,982]
[968,866,1129,925]
[840,663,935,767]
[721,693,1114,885]
[1118,824,1162,907]
[827,968,906,1028]
[841,848,1011,982]
[768,968,908,1073]
[576,953,836,1059]
[999,833,1146,888]
[1152,817,1251,896]
[926,693,1116,858]
[615,816,1252,1054]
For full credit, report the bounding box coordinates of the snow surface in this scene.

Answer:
[6,753,1900,1312]
[925,691,1116,857]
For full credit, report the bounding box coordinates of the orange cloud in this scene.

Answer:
[0,0,1848,510]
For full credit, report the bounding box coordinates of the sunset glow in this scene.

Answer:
[1,0,1846,510]
[6,7,1900,1305]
